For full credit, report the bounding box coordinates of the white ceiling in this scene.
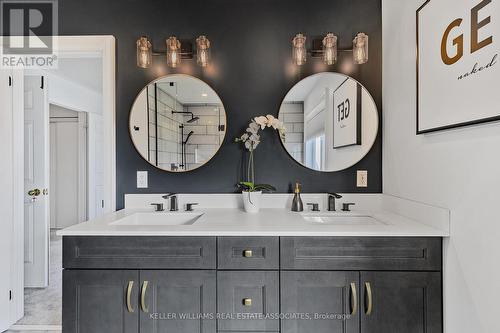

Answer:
[284,73,347,102]
[47,57,102,93]
[284,75,320,102]
[156,75,221,104]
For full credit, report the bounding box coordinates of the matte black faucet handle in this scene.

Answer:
[306,203,320,212]
[342,203,356,212]
[185,203,198,211]
[151,203,164,212]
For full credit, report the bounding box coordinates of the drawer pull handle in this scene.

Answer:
[243,249,253,258]
[243,298,252,306]
[350,282,357,316]
[365,282,373,315]
[126,281,135,313]
[141,281,149,313]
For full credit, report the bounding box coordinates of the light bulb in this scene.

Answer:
[353,33,369,64]
[322,33,337,65]
[136,36,152,68]
[166,36,181,68]
[292,33,307,66]
[196,35,211,67]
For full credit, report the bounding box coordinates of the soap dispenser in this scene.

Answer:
[291,182,304,212]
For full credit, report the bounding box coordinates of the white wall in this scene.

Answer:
[47,72,102,114]
[383,1,500,332]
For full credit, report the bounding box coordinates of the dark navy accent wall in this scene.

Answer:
[59,0,382,209]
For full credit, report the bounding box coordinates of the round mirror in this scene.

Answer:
[279,72,378,172]
[130,74,226,172]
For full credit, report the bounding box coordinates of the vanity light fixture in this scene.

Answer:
[291,32,369,66]
[135,35,212,69]
[136,36,152,68]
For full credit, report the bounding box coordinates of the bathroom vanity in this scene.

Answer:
[58,194,448,333]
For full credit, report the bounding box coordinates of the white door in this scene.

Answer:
[24,75,49,288]
[0,69,14,331]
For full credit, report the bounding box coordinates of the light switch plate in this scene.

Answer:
[137,171,148,188]
[357,170,368,187]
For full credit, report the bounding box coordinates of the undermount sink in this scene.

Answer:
[110,212,203,226]
[301,212,385,225]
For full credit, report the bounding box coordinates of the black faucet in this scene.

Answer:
[306,203,320,212]
[162,193,178,211]
[327,193,343,211]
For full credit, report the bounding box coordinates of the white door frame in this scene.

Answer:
[6,35,116,326]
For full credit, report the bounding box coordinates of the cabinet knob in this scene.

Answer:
[243,249,253,258]
[243,298,252,306]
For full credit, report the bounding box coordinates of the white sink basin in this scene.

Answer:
[110,212,203,226]
[301,212,385,225]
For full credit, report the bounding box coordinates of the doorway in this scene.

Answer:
[1,36,116,332]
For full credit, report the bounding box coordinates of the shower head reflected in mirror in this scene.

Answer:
[184,131,194,144]
[172,111,199,124]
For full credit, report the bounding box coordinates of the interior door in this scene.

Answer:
[24,75,49,287]
[281,271,360,333]
[0,69,14,331]
[360,271,442,333]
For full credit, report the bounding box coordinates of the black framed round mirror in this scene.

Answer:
[279,72,378,172]
[129,74,226,172]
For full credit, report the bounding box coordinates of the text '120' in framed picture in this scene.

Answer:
[332,78,362,148]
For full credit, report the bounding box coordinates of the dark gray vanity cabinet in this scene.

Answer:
[139,270,216,333]
[280,237,443,333]
[281,271,360,333]
[360,271,442,333]
[62,270,139,333]
[62,236,442,333]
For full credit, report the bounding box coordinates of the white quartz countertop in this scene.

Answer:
[57,207,449,237]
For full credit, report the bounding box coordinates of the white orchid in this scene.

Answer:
[235,115,287,186]
[254,116,268,129]
[236,115,285,151]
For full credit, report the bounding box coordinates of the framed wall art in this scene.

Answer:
[417,0,500,134]
[332,78,362,148]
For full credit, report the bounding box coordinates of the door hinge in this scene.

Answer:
[9,290,12,301]
[9,76,12,86]
[40,76,44,89]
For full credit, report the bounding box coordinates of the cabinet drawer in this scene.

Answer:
[217,237,279,269]
[217,271,279,331]
[281,237,441,271]
[63,236,216,269]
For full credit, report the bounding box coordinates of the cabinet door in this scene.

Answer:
[63,270,139,333]
[217,271,279,331]
[281,271,360,333]
[360,271,442,333]
[139,270,216,333]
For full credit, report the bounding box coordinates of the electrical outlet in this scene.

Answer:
[137,171,148,188]
[357,170,368,187]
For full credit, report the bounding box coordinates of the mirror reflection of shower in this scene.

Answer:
[129,75,227,172]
